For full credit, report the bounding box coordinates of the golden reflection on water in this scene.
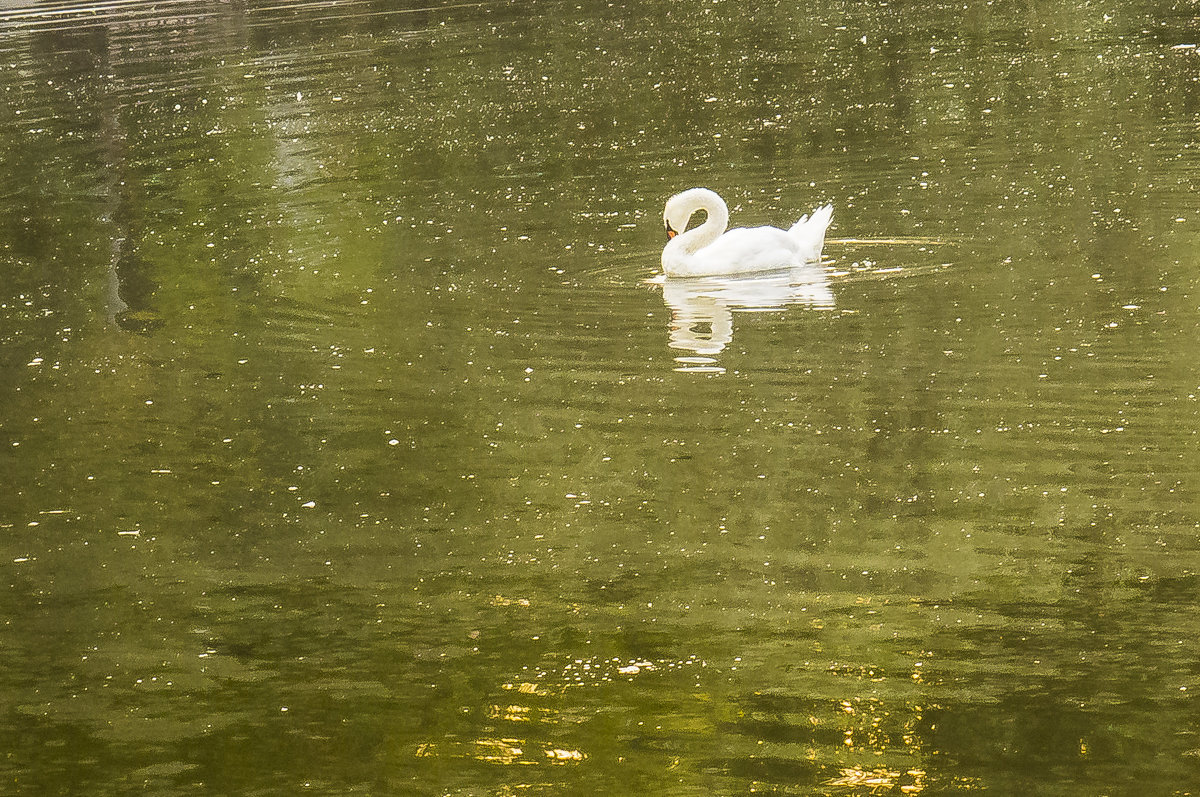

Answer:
[413,738,586,766]
[413,655,704,775]
[502,655,702,695]
[489,704,531,722]
[486,703,563,725]
[503,681,559,697]
[490,594,531,607]
[825,766,926,792]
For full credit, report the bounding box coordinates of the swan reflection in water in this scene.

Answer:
[658,263,834,370]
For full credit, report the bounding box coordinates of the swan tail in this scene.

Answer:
[787,204,833,262]
[788,204,833,238]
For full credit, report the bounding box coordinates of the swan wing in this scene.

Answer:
[685,226,799,274]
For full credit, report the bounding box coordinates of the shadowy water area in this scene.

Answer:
[1,0,1199,793]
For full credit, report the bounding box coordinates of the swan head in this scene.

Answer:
[662,201,686,241]
[663,187,725,241]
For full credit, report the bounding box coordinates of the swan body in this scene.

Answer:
[662,187,832,278]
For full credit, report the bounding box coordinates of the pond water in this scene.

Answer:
[2,0,1199,793]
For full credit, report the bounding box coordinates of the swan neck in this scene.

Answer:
[679,192,727,252]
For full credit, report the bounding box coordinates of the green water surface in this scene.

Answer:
[1,0,1199,794]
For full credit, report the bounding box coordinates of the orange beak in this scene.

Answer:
[666,228,677,240]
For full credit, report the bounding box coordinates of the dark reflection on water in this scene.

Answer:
[2,0,1200,794]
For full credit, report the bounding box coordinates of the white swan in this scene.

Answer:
[662,187,833,278]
